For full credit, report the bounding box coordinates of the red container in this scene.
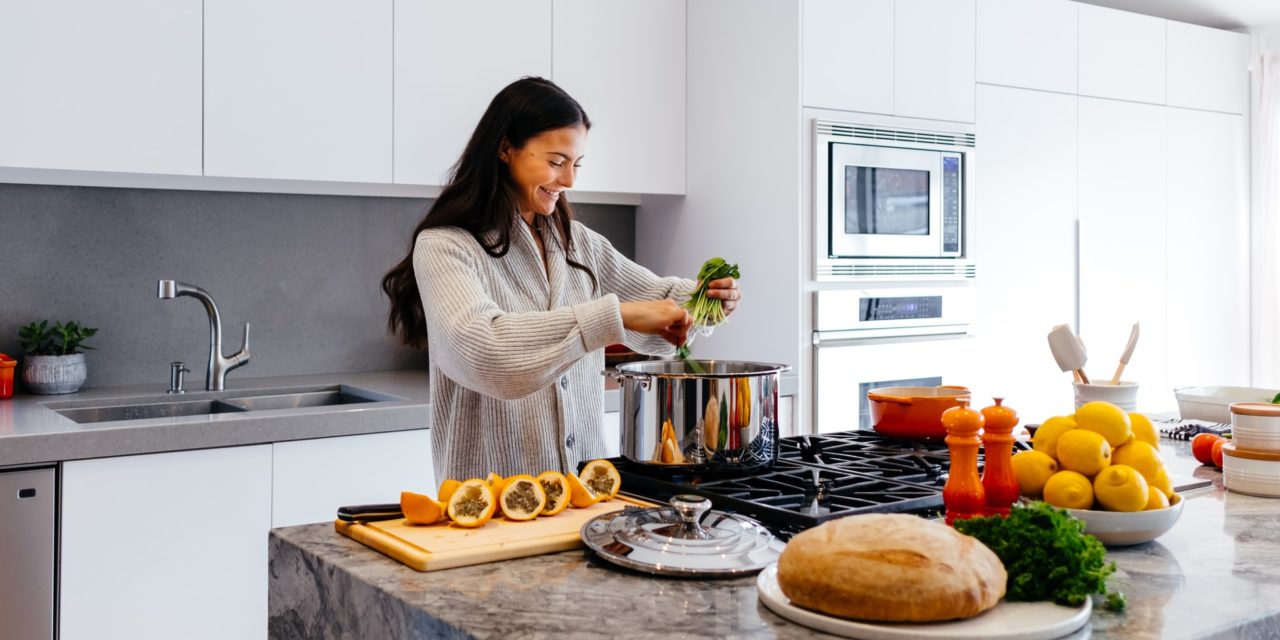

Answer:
[0,353,16,399]
[866,385,971,440]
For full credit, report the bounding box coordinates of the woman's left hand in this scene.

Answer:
[703,277,741,318]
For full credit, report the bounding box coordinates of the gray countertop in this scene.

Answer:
[267,440,1280,640]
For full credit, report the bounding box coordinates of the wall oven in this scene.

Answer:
[815,119,975,280]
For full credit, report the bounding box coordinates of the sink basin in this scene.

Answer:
[50,385,400,424]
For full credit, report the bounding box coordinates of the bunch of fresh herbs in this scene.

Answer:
[675,257,741,374]
[953,501,1126,612]
[18,320,98,356]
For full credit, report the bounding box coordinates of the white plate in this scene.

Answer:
[756,564,1091,640]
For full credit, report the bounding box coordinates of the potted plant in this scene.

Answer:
[18,320,97,394]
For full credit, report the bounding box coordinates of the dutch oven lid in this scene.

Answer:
[581,495,784,577]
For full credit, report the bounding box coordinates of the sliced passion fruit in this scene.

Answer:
[566,472,603,508]
[446,478,497,528]
[400,490,446,526]
[437,478,462,504]
[536,471,571,516]
[499,474,547,521]
[485,472,508,515]
[579,459,622,500]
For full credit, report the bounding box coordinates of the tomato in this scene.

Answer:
[1191,433,1223,466]
[1211,438,1226,470]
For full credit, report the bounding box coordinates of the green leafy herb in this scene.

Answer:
[1104,590,1127,612]
[953,501,1121,609]
[1271,391,1280,405]
[18,320,98,356]
[676,257,740,375]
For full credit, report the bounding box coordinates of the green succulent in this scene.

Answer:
[18,320,98,356]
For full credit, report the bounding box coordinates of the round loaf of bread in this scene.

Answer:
[776,514,1006,622]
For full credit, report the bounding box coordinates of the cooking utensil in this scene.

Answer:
[1047,324,1090,384]
[604,359,790,474]
[1109,322,1140,385]
[866,385,970,440]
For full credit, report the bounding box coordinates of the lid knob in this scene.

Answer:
[666,494,713,540]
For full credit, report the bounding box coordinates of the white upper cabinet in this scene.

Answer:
[1078,4,1165,104]
[895,0,976,122]
[1078,97,1169,411]
[1165,108,1249,389]
[395,1,551,186]
[204,0,393,182]
[802,0,895,115]
[552,0,685,195]
[1167,21,1249,114]
[0,0,201,175]
[976,0,1077,94]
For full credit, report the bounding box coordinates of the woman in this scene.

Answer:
[383,77,740,481]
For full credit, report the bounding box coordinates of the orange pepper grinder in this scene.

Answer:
[980,398,1020,517]
[942,400,986,526]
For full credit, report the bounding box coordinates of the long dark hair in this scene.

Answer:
[382,77,595,348]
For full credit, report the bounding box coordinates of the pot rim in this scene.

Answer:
[607,359,791,380]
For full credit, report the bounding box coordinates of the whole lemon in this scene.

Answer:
[1145,486,1170,510]
[1032,415,1077,459]
[1075,401,1133,447]
[1151,466,1175,498]
[1112,441,1165,485]
[1093,464,1150,512]
[1011,450,1059,497]
[1128,412,1159,449]
[1056,429,1112,476]
[1043,470,1094,510]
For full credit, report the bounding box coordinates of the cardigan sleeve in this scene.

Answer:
[413,230,625,400]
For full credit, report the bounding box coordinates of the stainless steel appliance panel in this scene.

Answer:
[0,466,56,640]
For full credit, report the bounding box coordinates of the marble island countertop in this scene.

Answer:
[268,441,1280,640]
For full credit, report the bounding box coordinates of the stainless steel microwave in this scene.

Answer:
[815,119,976,280]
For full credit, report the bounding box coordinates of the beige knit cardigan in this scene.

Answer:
[413,216,695,482]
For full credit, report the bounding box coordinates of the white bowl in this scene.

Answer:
[1066,494,1184,547]
[1175,386,1279,423]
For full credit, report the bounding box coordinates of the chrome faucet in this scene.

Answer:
[157,280,250,391]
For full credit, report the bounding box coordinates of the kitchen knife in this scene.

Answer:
[337,503,404,523]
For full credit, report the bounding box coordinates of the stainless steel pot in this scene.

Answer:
[604,360,791,474]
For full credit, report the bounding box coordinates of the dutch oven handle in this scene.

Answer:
[867,391,913,406]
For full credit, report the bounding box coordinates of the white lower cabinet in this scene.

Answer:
[602,411,621,458]
[272,430,433,527]
[60,446,272,640]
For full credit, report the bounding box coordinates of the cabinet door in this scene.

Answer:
[1078,4,1165,104]
[552,0,685,194]
[272,430,434,528]
[896,0,976,123]
[61,446,272,640]
[1078,98,1169,411]
[0,0,201,174]
[973,85,1077,418]
[1167,21,1249,115]
[976,0,1077,94]
[1166,108,1249,390]
[394,0,551,186]
[204,0,393,182]
[802,0,894,116]
[602,412,621,458]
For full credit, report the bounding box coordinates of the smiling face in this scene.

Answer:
[500,124,587,221]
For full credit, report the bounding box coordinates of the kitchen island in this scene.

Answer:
[269,445,1280,640]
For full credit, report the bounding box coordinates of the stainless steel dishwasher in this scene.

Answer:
[0,466,56,639]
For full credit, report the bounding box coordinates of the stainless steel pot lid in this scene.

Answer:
[581,494,784,577]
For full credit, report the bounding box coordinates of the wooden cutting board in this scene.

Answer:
[335,495,652,572]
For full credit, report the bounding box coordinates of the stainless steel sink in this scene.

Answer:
[50,385,399,424]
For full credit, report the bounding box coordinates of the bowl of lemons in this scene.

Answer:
[1013,402,1183,546]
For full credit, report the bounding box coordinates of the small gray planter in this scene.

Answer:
[23,353,87,394]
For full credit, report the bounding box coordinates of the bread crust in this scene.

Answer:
[776,514,1006,622]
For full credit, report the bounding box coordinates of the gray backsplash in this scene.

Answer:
[0,183,635,391]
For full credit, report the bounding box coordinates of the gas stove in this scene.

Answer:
[608,429,1026,540]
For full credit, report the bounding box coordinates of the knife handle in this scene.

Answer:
[337,503,403,522]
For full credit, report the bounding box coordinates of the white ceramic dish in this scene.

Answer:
[1066,494,1183,546]
[1175,386,1279,423]
[1230,403,1280,452]
[1222,444,1280,498]
[756,563,1091,640]
[1073,381,1138,411]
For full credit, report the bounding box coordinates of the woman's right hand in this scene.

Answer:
[620,300,692,347]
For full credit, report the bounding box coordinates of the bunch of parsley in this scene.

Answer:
[954,501,1126,612]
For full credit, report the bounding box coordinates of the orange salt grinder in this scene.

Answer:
[942,400,985,526]
[980,398,1020,516]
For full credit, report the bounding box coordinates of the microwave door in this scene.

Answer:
[828,143,944,259]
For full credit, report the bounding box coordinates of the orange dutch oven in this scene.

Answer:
[866,385,971,440]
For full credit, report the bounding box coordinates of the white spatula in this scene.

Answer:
[1048,324,1090,384]
[1109,322,1140,385]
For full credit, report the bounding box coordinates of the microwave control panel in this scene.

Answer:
[942,154,961,254]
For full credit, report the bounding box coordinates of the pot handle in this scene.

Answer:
[867,392,913,406]
[939,385,971,393]
[602,368,651,390]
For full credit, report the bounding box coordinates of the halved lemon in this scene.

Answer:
[400,491,446,525]
[566,472,603,508]
[537,471,571,516]
[446,478,497,528]
[499,474,547,521]
[579,459,622,500]
[437,478,462,504]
